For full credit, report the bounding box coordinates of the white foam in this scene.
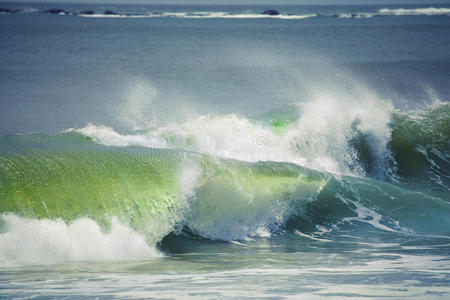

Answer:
[80,14,154,18]
[157,12,316,20]
[73,124,167,148]
[337,13,373,19]
[379,7,450,16]
[179,165,201,200]
[294,229,332,242]
[341,199,405,233]
[217,13,316,20]
[75,91,393,177]
[337,13,353,18]
[0,215,159,267]
[23,7,38,13]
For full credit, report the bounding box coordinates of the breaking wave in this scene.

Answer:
[0,99,449,266]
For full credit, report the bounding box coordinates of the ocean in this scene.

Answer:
[0,2,449,299]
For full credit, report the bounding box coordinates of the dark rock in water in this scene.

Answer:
[104,10,119,15]
[79,10,95,15]
[0,8,21,13]
[44,8,66,14]
[262,10,279,16]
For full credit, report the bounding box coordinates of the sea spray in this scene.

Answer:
[0,215,158,267]
[76,94,394,178]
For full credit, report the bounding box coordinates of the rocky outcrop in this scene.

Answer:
[0,8,21,14]
[104,10,119,15]
[79,10,95,15]
[262,10,279,16]
[44,8,67,15]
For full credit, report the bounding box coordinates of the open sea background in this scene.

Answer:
[0,2,449,299]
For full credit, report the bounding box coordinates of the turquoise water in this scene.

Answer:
[0,2,449,299]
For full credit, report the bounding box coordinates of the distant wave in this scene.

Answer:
[79,12,316,20]
[79,13,154,18]
[333,7,450,19]
[52,7,450,20]
[2,6,450,19]
[379,7,450,16]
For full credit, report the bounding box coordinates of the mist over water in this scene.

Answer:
[1,3,450,134]
[0,2,449,299]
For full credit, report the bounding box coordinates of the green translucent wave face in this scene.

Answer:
[2,129,448,243]
[0,133,183,244]
[0,133,329,243]
[188,160,328,240]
